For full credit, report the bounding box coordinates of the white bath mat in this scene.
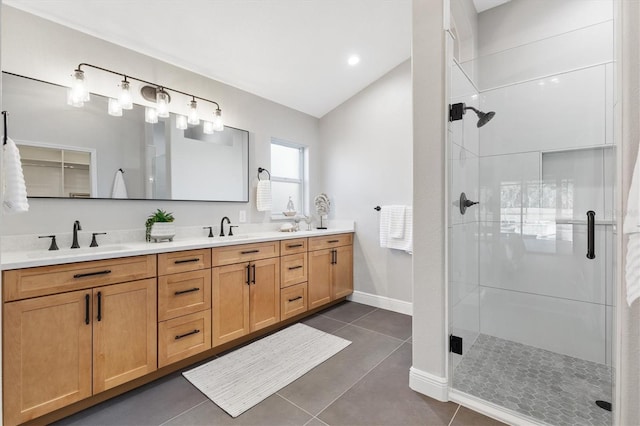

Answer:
[182,323,351,417]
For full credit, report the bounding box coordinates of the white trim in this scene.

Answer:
[449,389,546,426]
[409,367,448,402]
[347,291,412,315]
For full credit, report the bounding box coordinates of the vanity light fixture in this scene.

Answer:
[67,63,224,130]
[188,98,200,125]
[118,78,133,110]
[69,68,90,106]
[203,121,215,134]
[145,106,158,124]
[176,114,188,130]
[108,98,123,116]
[213,108,224,131]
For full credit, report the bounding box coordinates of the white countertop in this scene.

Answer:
[1,225,355,270]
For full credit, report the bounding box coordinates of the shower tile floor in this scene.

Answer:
[453,334,612,426]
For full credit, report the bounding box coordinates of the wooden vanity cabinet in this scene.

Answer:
[3,263,157,426]
[157,249,212,368]
[212,245,280,346]
[308,234,354,309]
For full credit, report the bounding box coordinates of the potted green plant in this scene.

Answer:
[146,209,175,242]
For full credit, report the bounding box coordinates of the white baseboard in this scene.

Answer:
[347,291,412,315]
[409,367,448,402]
[449,389,545,426]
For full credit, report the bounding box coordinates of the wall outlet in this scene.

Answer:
[239,210,247,223]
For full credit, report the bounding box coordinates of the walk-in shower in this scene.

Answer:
[448,1,615,425]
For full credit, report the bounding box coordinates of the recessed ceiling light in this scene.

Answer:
[348,55,360,66]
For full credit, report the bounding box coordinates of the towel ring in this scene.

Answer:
[258,167,271,181]
[118,168,125,174]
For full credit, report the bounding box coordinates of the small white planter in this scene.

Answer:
[150,222,175,242]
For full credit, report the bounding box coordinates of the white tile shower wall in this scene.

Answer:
[475,21,613,91]
[449,142,479,226]
[480,65,609,157]
[479,286,607,364]
[449,222,479,308]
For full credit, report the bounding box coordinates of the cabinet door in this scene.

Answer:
[93,279,157,393]
[250,258,280,332]
[332,245,354,300]
[212,263,251,346]
[4,291,92,425]
[308,248,332,309]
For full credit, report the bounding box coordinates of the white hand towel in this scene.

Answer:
[256,180,272,211]
[379,206,413,254]
[624,145,640,305]
[387,205,406,239]
[2,137,29,214]
[111,169,128,199]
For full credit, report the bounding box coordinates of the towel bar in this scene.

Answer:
[374,206,381,211]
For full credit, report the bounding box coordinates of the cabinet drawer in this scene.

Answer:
[158,249,211,276]
[281,283,308,320]
[281,253,307,288]
[280,238,308,255]
[3,255,157,302]
[158,269,212,321]
[212,241,279,266]
[308,233,353,251]
[158,310,212,367]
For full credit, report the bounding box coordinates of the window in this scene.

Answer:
[271,139,305,218]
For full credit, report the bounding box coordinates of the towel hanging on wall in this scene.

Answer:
[379,205,412,254]
[111,168,128,198]
[3,137,29,214]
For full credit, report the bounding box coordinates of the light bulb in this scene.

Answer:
[108,98,123,116]
[145,107,158,124]
[188,99,200,125]
[156,88,170,118]
[69,68,89,107]
[213,108,224,131]
[176,115,188,130]
[118,79,133,110]
[203,121,214,134]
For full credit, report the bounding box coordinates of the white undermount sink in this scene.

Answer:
[27,245,130,259]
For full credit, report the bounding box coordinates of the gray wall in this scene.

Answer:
[0,5,320,236]
[319,60,412,304]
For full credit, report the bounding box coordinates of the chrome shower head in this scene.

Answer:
[464,106,496,128]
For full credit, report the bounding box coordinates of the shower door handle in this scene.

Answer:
[586,210,596,260]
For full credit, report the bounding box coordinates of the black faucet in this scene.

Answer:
[220,216,231,237]
[71,220,82,249]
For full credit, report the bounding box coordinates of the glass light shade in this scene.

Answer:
[145,107,158,124]
[66,88,84,107]
[118,80,133,110]
[176,115,188,130]
[188,100,200,125]
[156,89,170,118]
[108,98,123,116]
[213,108,224,131]
[203,121,214,134]
[69,69,90,106]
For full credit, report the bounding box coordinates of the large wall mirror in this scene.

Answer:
[2,72,250,202]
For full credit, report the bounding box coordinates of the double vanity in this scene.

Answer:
[2,227,354,425]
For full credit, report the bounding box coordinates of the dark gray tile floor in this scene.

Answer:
[55,302,502,426]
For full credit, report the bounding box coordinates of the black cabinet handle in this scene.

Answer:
[174,258,200,264]
[288,296,303,302]
[85,294,90,325]
[241,249,260,254]
[288,265,303,270]
[175,329,200,340]
[174,287,200,296]
[287,244,304,248]
[328,240,339,243]
[97,291,102,322]
[246,264,251,285]
[587,210,596,259]
[74,270,112,279]
[251,264,256,284]
[331,250,337,265]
